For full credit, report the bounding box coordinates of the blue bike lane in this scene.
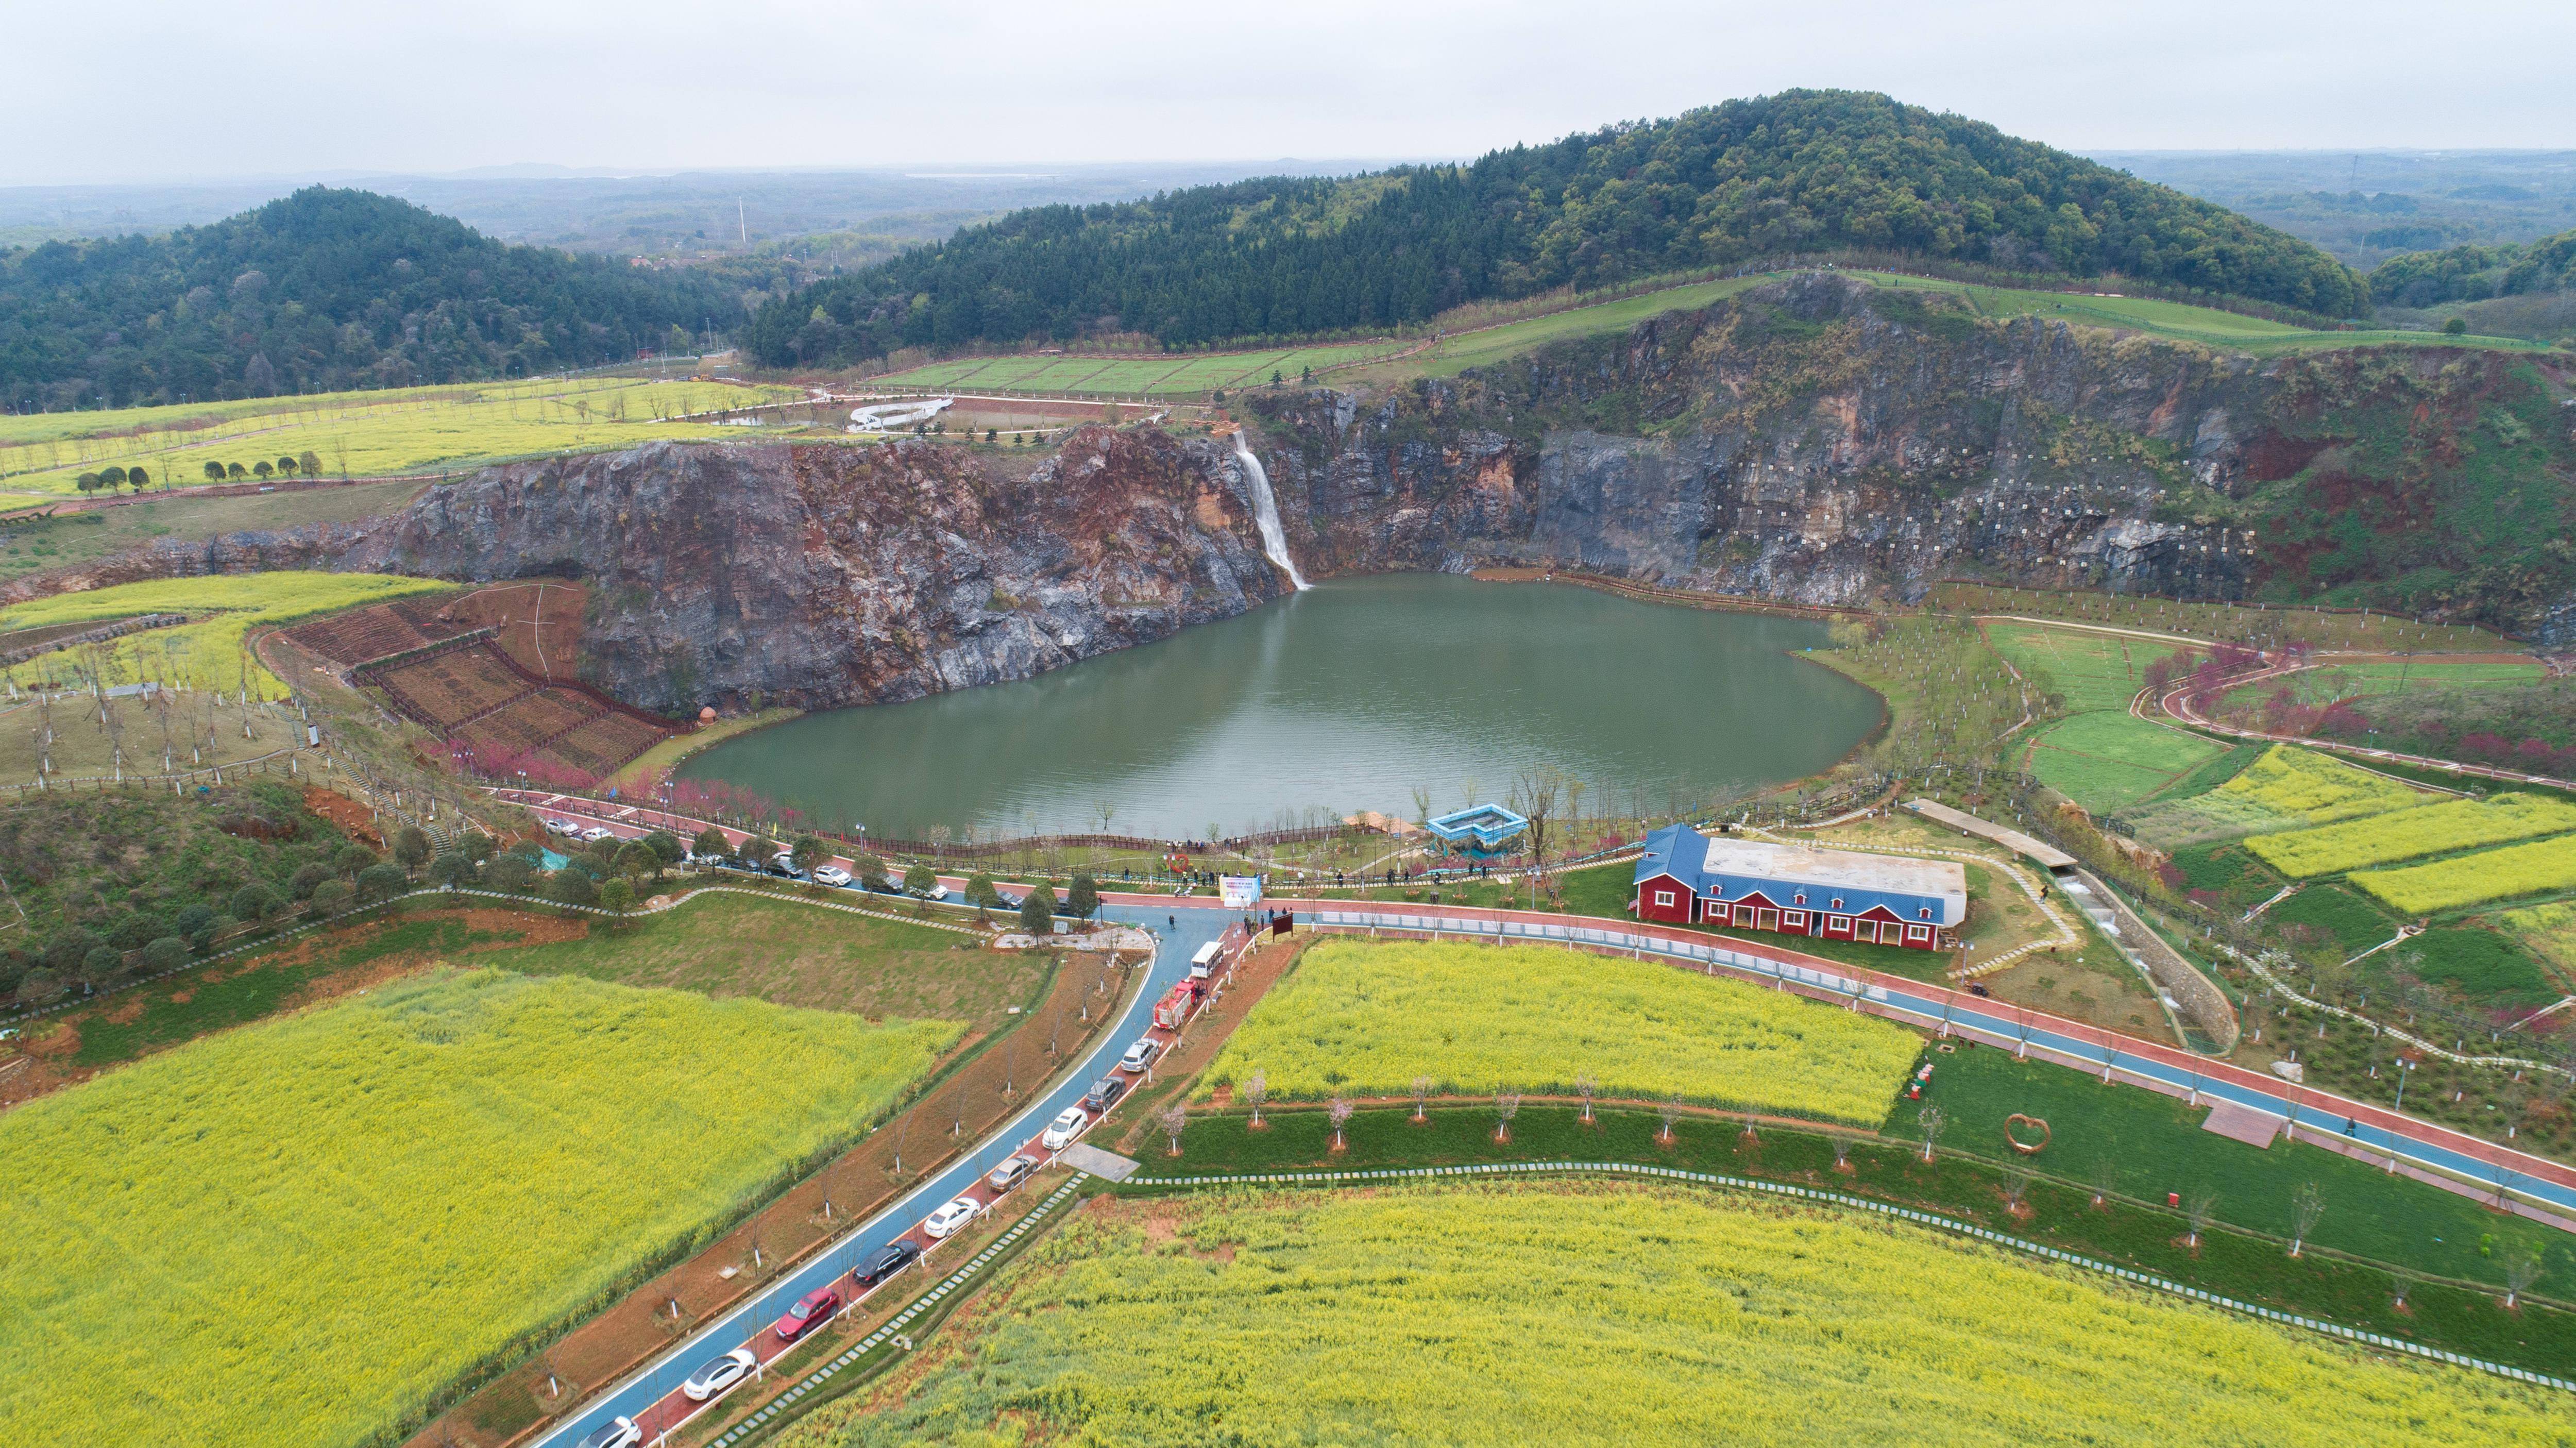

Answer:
[534,898,1242,1448]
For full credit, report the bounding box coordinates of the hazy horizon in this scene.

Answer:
[8,1,2571,188]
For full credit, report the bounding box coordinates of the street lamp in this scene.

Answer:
[2392,1057,2415,1113]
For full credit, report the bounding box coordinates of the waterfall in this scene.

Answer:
[1231,431,1310,591]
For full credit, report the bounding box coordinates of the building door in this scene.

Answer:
[1757,908,1778,931]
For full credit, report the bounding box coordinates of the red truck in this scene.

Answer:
[1153,981,1201,1030]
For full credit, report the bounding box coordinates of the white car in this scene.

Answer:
[580,826,617,844]
[681,1346,757,1402]
[1040,1105,1089,1151]
[544,818,579,837]
[812,865,853,888]
[922,1197,979,1240]
[575,1417,641,1448]
[911,883,951,902]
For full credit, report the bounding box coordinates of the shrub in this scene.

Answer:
[140,937,190,974]
[308,879,352,917]
[1018,884,1055,936]
[547,869,598,910]
[392,826,433,872]
[15,968,62,1006]
[229,883,281,921]
[287,862,334,900]
[108,911,171,951]
[354,862,410,903]
[80,945,125,987]
[482,857,532,896]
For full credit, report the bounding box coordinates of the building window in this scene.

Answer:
[1654,889,1675,907]
[1793,892,1806,905]
[1831,897,1843,911]
[1784,911,1807,929]
[1906,924,1931,942]
[1918,907,1932,920]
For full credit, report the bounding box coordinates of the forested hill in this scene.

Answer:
[2368,227,2576,307]
[753,90,2364,367]
[0,189,741,410]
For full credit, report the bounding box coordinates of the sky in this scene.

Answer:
[7,0,2572,186]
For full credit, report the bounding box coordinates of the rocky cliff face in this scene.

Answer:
[1249,274,2576,629]
[325,430,1294,712]
[28,276,2571,712]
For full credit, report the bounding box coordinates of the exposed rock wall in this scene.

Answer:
[326,431,1295,712]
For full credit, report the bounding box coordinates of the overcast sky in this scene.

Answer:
[8,0,2570,186]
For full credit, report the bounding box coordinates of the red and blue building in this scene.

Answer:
[1630,823,1965,951]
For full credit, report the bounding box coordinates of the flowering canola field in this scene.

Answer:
[2353,833,2576,915]
[773,1185,2566,1448]
[1201,939,1922,1125]
[0,571,450,698]
[2244,793,2576,878]
[0,968,960,1448]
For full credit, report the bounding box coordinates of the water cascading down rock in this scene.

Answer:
[1231,431,1309,591]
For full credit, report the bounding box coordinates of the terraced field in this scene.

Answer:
[2245,793,2576,877]
[1986,622,2221,813]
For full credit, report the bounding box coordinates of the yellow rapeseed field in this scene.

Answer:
[2245,793,2576,878]
[1200,939,1922,1124]
[0,968,960,1448]
[0,376,805,496]
[2186,744,2429,834]
[773,1185,2568,1447]
[2353,833,2576,915]
[0,571,450,698]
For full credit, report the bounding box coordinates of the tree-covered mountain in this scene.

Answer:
[0,188,743,410]
[754,90,2365,367]
[2368,228,2576,308]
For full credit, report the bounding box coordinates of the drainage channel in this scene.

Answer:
[707,1173,1092,1447]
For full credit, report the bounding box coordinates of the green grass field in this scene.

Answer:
[0,477,425,584]
[772,1183,2569,1448]
[1201,938,1923,1125]
[0,376,804,499]
[2024,712,2226,812]
[871,340,1413,397]
[1986,621,2180,713]
[0,968,961,1448]
[1849,270,2556,355]
[2218,659,2546,713]
[1941,583,2514,656]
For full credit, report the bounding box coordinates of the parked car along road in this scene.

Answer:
[576,1416,642,1448]
[772,1285,840,1342]
[853,1238,920,1288]
[921,1197,979,1240]
[680,1348,757,1402]
[1041,1106,1089,1151]
[811,865,853,888]
[545,818,580,837]
[1081,1076,1126,1113]
[580,826,617,844]
[1117,1037,1160,1074]
[985,1155,1037,1194]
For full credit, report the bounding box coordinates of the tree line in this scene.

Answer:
[753,89,2366,367]
[0,188,743,412]
[2367,226,2576,308]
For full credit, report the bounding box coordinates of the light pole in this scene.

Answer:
[2392,1057,2414,1113]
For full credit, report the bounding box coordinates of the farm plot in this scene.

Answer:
[0,968,962,1448]
[2353,833,2576,915]
[772,1185,2569,1448]
[279,596,467,665]
[0,572,451,698]
[2145,744,2430,840]
[2217,658,2545,712]
[1199,939,1922,1126]
[2023,711,2224,813]
[1986,622,2181,713]
[2243,793,2576,877]
[377,646,534,727]
[538,709,669,777]
[2497,900,2576,989]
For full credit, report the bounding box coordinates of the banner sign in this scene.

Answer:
[1218,874,1263,908]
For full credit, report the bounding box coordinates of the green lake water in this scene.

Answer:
[676,573,1880,839]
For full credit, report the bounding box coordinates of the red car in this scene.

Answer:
[773,1285,841,1342]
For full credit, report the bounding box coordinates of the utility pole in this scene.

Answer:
[738,199,748,247]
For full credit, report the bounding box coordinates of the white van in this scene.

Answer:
[1189,941,1222,979]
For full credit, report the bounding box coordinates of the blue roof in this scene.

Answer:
[1426,803,1529,851]
[1633,823,1966,925]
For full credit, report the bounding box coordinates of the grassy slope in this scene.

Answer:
[0,478,423,583]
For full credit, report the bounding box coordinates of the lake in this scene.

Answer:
[676,573,1881,840]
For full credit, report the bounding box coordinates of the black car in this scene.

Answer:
[1081,1076,1127,1113]
[854,1238,921,1288]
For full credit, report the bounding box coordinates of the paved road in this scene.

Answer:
[526,873,1243,1448]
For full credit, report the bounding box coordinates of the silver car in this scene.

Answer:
[681,1346,757,1402]
[986,1154,1038,1194]
[575,1417,641,1448]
